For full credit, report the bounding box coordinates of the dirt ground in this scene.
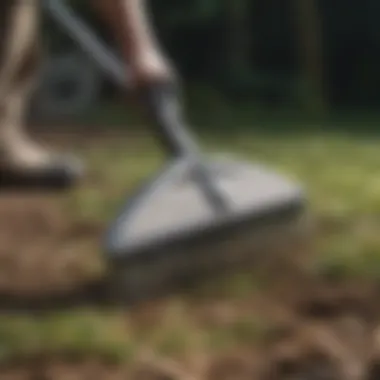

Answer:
[0,130,380,380]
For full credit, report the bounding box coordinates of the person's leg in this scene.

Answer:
[0,1,83,187]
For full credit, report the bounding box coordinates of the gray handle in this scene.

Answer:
[142,83,202,157]
[44,0,229,211]
[44,0,198,157]
[44,0,128,86]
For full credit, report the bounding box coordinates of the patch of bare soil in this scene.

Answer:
[0,194,93,290]
[0,131,109,301]
[0,131,379,380]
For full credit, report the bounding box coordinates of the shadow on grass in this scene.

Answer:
[0,272,234,313]
[0,238,296,314]
[0,252,266,313]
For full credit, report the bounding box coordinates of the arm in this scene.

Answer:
[92,0,173,87]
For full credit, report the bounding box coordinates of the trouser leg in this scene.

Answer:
[0,0,50,169]
[0,1,84,187]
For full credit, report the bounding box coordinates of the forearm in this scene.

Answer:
[93,0,173,88]
[93,0,160,62]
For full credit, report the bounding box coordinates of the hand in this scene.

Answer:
[129,50,177,89]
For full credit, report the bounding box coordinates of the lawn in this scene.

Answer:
[1,119,380,376]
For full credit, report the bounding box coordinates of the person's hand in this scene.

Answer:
[129,49,176,89]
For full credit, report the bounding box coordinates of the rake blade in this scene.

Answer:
[104,157,308,301]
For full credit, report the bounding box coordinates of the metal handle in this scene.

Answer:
[44,0,128,85]
[44,0,199,158]
[44,0,230,212]
[141,83,201,157]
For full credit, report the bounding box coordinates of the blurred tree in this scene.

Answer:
[42,0,380,111]
[293,0,327,113]
[222,0,252,86]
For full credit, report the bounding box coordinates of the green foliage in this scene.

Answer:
[0,312,135,363]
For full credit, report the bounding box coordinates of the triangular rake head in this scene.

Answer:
[103,156,308,301]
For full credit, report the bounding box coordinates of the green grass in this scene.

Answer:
[3,122,380,364]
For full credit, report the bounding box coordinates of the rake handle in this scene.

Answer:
[45,0,229,212]
[45,0,197,158]
[142,83,230,212]
[141,82,201,158]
